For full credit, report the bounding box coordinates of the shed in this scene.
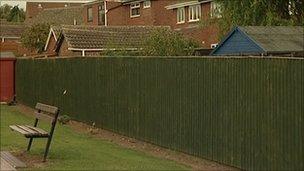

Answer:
[0,52,16,103]
[211,26,304,57]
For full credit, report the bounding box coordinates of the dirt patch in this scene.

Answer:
[15,104,239,171]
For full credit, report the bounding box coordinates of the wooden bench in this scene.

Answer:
[1,151,26,170]
[9,103,59,162]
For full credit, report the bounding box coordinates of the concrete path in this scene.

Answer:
[0,158,16,171]
[1,151,26,171]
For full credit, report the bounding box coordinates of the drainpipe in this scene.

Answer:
[82,50,85,57]
[104,0,108,26]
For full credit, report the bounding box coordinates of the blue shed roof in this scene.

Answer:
[211,26,304,56]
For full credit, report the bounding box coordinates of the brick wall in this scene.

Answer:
[106,0,171,26]
[0,39,36,57]
[105,1,126,26]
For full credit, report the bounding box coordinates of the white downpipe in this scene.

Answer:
[82,50,85,57]
[104,0,108,26]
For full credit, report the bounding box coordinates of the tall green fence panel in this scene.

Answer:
[16,57,304,170]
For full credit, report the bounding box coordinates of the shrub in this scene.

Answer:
[142,28,199,56]
[21,23,50,53]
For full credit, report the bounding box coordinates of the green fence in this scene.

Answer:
[16,57,303,170]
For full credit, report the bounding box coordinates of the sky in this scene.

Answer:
[0,0,92,10]
[1,1,26,9]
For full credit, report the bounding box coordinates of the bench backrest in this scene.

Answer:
[35,103,59,123]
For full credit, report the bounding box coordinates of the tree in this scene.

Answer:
[214,0,304,37]
[21,23,50,53]
[6,5,25,22]
[0,4,12,20]
[142,28,199,56]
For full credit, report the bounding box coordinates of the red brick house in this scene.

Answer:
[83,0,221,48]
[25,0,86,22]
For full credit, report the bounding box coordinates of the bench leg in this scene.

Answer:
[43,137,52,162]
[28,119,39,151]
[27,138,34,151]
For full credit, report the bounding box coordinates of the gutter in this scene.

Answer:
[165,0,212,10]
[68,47,140,57]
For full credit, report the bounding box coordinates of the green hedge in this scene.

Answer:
[16,57,304,170]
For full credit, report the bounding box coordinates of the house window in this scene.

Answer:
[210,2,222,18]
[130,3,140,17]
[98,5,105,25]
[87,7,93,22]
[189,5,201,22]
[143,0,151,9]
[177,7,185,24]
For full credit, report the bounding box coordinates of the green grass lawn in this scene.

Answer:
[0,105,189,170]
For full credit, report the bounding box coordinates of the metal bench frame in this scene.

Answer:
[10,103,59,162]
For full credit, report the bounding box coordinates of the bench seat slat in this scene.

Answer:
[9,125,49,138]
[25,125,49,135]
[17,125,37,135]
[9,125,29,135]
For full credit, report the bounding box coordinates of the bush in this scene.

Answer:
[21,23,50,53]
[142,28,199,56]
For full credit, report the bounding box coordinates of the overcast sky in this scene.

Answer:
[0,0,92,10]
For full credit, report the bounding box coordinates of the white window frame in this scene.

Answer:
[130,3,140,18]
[210,2,222,18]
[143,0,151,9]
[87,7,93,22]
[177,7,185,24]
[211,43,218,49]
[188,5,201,22]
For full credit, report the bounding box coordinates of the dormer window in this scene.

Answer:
[189,5,201,22]
[130,3,140,18]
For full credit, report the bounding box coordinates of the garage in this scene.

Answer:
[0,52,16,103]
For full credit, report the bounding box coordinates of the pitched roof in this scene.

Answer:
[27,6,84,26]
[44,25,63,51]
[211,26,304,55]
[239,26,304,53]
[51,26,62,39]
[57,25,169,50]
[0,24,26,38]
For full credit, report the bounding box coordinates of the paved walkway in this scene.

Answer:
[1,151,26,171]
[0,158,16,171]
